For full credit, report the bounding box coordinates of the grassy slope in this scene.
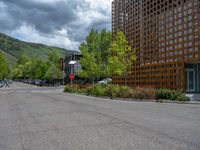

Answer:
[0,33,73,61]
[0,49,18,66]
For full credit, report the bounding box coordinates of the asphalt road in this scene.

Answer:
[0,82,200,150]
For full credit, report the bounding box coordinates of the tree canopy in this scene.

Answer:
[79,29,112,84]
[45,49,63,81]
[48,49,60,66]
[109,32,136,76]
[11,49,63,81]
[80,30,136,85]
[108,31,136,84]
[0,52,9,80]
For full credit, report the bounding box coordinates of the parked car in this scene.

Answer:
[8,80,12,84]
[98,78,112,84]
[34,80,42,86]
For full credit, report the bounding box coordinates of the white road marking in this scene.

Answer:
[0,88,63,94]
[0,91,11,94]
[17,90,28,93]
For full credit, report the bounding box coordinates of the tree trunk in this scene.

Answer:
[124,71,128,86]
[92,77,95,86]
[125,75,127,86]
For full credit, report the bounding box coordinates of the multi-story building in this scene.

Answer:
[62,52,82,83]
[112,0,200,93]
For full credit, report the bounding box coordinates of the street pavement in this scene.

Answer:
[0,82,200,150]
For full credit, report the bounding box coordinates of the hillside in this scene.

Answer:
[0,49,18,66]
[0,33,75,63]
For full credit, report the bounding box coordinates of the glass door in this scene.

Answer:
[186,69,195,92]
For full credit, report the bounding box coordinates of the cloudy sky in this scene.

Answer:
[0,0,113,50]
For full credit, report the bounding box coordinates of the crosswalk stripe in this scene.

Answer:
[0,90,62,94]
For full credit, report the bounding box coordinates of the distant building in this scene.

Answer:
[112,0,200,93]
[64,52,82,83]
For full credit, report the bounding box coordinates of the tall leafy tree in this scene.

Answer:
[38,61,50,79]
[98,29,112,77]
[45,64,63,81]
[45,49,62,81]
[48,49,60,66]
[25,58,49,79]
[0,52,9,80]
[11,54,30,79]
[16,54,30,65]
[80,29,112,84]
[11,65,24,79]
[80,43,99,85]
[109,31,137,85]
[11,54,50,79]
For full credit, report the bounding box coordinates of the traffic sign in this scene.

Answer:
[69,74,75,80]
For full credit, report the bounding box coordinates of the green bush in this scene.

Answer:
[85,84,130,98]
[90,85,107,97]
[64,85,77,93]
[105,84,120,98]
[155,89,186,101]
[77,88,88,94]
[117,86,130,98]
[64,84,187,102]
[64,84,89,94]
[156,89,172,99]
[89,85,155,99]
[176,95,189,101]
[64,85,82,93]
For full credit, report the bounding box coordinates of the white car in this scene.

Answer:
[98,78,112,84]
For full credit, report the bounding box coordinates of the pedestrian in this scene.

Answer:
[5,80,10,87]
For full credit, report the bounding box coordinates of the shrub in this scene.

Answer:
[176,95,189,101]
[64,84,187,102]
[105,84,120,98]
[117,86,130,98]
[64,84,91,94]
[88,84,131,98]
[156,89,174,100]
[90,85,107,97]
[77,88,88,94]
[155,89,186,101]
[64,85,77,93]
[131,87,156,100]
[156,89,171,99]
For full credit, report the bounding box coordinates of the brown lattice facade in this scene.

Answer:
[112,0,200,93]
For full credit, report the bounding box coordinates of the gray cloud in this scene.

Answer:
[0,0,111,50]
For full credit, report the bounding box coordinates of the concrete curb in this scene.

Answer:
[64,92,200,105]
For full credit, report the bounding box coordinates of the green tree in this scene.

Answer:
[109,31,136,85]
[0,52,9,80]
[98,29,112,77]
[45,64,63,81]
[11,54,30,79]
[16,54,30,65]
[48,49,60,66]
[23,60,33,78]
[11,64,24,79]
[37,61,50,79]
[11,54,50,79]
[80,44,99,85]
[80,29,112,84]
[45,49,62,81]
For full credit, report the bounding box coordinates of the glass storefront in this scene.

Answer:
[186,63,200,93]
